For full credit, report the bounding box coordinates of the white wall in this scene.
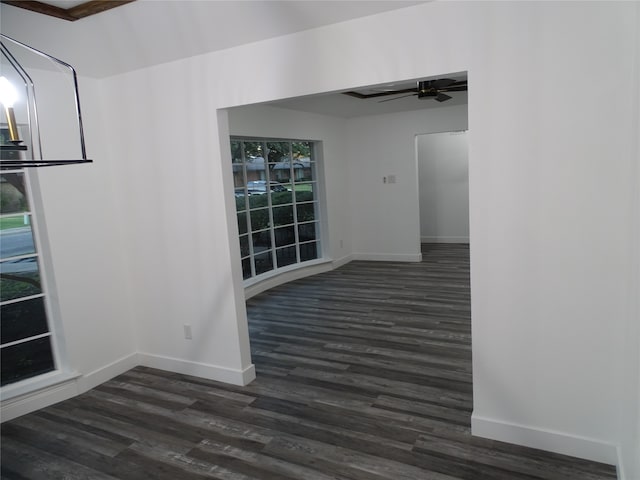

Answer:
[2,2,638,477]
[100,2,635,472]
[417,131,469,243]
[98,70,255,386]
[36,75,138,384]
[347,105,468,260]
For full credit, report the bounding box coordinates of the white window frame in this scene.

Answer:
[0,167,73,400]
[231,137,326,284]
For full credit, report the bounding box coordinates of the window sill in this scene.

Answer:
[244,257,335,299]
[0,369,80,403]
[243,257,331,287]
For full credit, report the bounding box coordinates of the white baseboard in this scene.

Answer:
[617,446,625,480]
[138,353,255,386]
[471,414,619,467]
[331,254,353,269]
[1,351,255,422]
[352,252,422,262]
[76,352,140,394]
[421,236,469,243]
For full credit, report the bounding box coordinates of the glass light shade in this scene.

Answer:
[0,76,18,107]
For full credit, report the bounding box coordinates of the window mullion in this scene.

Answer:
[0,332,52,349]
[264,141,277,272]
[241,141,256,278]
[290,142,301,264]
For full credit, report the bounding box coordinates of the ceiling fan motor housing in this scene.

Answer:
[417,80,438,99]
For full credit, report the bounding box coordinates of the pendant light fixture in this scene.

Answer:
[0,34,92,168]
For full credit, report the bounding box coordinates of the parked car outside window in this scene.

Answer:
[246,180,289,194]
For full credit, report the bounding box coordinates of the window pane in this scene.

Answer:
[248,194,268,210]
[241,258,252,280]
[1,297,49,345]
[237,212,248,235]
[272,205,293,226]
[298,222,318,242]
[230,140,243,163]
[245,157,266,185]
[294,183,316,202]
[274,225,295,248]
[0,173,29,215]
[231,138,321,281]
[250,208,270,232]
[0,257,42,302]
[271,190,293,206]
[252,230,272,252]
[1,337,55,386]
[271,164,292,184]
[254,250,273,275]
[242,141,264,159]
[252,230,272,253]
[266,142,290,164]
[239,235,250,258]
[234,191,247,212]
[300,241,319,262]
[296,202,317,222]
[292,141,312,158]
[0,222,36,258]
[276,246,297,268]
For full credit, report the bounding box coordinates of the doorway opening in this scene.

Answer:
[416,130,470,245]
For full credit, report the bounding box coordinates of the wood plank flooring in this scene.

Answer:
[1,244,618,479]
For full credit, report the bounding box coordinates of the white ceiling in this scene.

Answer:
[1,1,427,78]
[1,0,467,118]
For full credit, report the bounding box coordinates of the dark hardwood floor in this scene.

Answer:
[1,244,618,479]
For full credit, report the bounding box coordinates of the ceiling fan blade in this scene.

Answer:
[343,88,416,99]
[378,93,416,103]
[435,93,452,102]
[441,86,468,92]
[431,78,456,89]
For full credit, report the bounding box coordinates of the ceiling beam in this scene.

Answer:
[68,0,135,19]
[1,0,136,21]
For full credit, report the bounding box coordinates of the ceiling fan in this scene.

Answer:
[343,78,467,103]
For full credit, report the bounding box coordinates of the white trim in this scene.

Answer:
[0,352,255,422]
[331,254,353,269]
[0,352,139,422]
[421,236,470,244]
[351,252,423,262]
[75,352,140,394]
[617,445,625,480]
[0,331,51,348]
[245,258,335,300]
[0,371,79,422]
[138,353,255,386]
[471,413,619,467]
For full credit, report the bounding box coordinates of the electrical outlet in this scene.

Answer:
[183,324,192,340]
[387,174,396,184]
